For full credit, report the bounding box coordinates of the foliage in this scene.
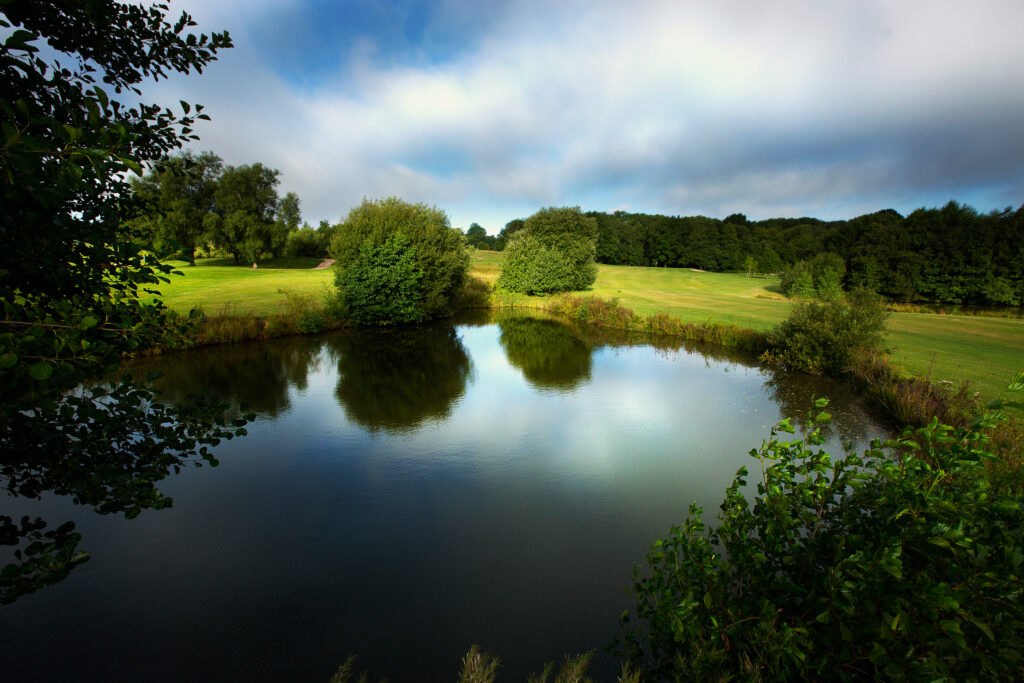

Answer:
[276,191,302,232]
[580,202,1024,306]
[497,207,597,294]
[285,225,330,258]
[764,288,889,374]
[465,222,498,250]
[618,379,1024,681]
[333,232,425,324]
[742,255,758,277]
[208,162,286,264]
[781,252,846,300]
[0,0,242,601]
[330,197,469,320]
[129,150,222,265]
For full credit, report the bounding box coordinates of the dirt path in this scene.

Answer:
[313,258,336,270]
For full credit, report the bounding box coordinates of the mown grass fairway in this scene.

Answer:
[156,257,334,315]
[155,252,1023,402]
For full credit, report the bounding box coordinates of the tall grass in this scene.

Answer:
[542,294,768,355]
[161,290,343,350]
[326,647,640,683]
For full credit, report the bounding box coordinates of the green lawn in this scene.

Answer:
[155,253,1024,403]
[155,257,335,315]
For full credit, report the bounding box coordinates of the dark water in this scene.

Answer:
[0,312,886,682]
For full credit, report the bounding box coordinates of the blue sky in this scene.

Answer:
[150,0,1024,233]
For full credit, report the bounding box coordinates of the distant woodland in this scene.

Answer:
[464,202,1024,305]
[587,202,1024,305]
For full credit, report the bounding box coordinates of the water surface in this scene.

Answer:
[1,313,886,681]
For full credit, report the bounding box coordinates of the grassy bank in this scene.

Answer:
[152,253,1024,406]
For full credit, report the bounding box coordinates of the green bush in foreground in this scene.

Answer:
[616,376,1024,681]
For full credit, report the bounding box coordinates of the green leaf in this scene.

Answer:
[703,592,712,609]
[80,314,100,329]
[29,361,53,381]
[0,352,16,369]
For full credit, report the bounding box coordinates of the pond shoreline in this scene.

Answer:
[141,292,1015,444]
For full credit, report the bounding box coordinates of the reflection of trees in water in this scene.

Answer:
[762,368,883,446]
[129,336,324,419]
[325,325,472,434]
[497,316,593,391]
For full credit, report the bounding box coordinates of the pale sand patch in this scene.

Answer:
[313,259,336,270]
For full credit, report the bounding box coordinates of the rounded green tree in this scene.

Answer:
[497,206,598,294]
[329,197,469,323]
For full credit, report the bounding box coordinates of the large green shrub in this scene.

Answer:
[765,287,889,374]
[497,207,597,293]
[330,197,469,321]
[333,232,425,324]
[617,380,1024,681]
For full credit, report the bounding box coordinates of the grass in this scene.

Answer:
[152,251,1024,405]
[155,257,334,315]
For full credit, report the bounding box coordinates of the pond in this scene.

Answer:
[0,312,887,681]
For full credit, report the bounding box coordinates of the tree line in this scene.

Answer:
[135,151,1023,306]
[584,204,1024,305]
[466,204,1024,305]
[130,151,304,266]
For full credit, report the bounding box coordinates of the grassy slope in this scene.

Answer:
[156,252,1024,402]
[156,258,334,315]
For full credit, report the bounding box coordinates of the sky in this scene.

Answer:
[145,0,1024,233]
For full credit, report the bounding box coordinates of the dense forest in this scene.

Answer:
[580,202,1024,305]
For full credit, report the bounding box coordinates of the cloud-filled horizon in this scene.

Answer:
[148,0,1024,233]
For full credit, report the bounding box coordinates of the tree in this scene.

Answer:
[285,224,328,258]
[465,222,488,249]
[129,150,222,265]
[497,206,598,294]
[329,197,469,321]
[494,218,525,251]
[742,255,758,278]
[209,162,283,264]
[275,191,301,233]
[0,1,244,603]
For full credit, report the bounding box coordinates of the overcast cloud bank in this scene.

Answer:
[151,0,1024,232]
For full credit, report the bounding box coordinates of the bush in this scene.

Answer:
[284,226,328,258]
[617,384,1024,681]
[764,287,888,374]
[330,197,469,320]
[333,232,425,324]
[497,206,597,293]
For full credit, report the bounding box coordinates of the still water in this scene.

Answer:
[1,312,886,681]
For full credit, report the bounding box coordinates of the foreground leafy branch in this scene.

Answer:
[616,373,1024,680]
[1,1,240,602]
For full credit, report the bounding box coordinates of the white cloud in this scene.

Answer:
[153,0,1024,231]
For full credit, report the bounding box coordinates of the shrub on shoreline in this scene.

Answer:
[329,197,469,322]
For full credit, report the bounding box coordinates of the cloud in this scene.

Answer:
[153,0,1024,231]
